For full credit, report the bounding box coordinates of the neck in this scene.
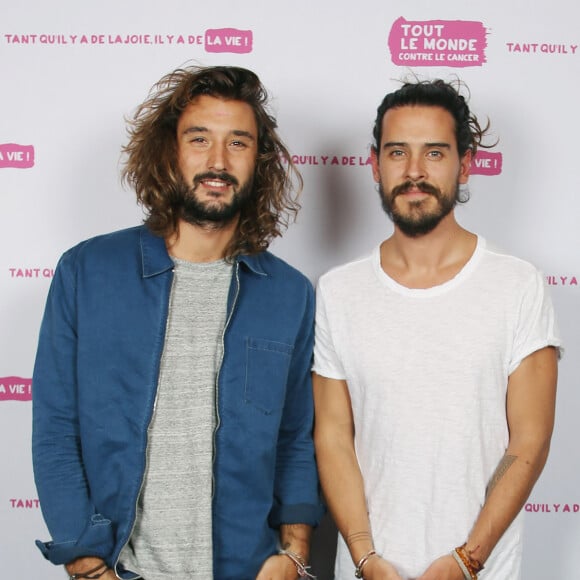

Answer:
[166,217,238,263]
[381,212,477,288]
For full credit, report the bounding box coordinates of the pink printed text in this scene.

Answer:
[388,17,488,67]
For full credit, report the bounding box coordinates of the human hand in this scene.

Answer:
[359,554,404,579]
[255,553,304,580]
[68,568,117,580]
[96,570,118,580]
[65,558,116,580]
[415,554,464,580]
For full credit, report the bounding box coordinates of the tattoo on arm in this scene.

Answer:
[279,523,312,557]
[281,523,311,543]
[486,454,517,496]
[346,531,373,549]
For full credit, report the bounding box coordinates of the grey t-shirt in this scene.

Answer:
[120,257,232,580]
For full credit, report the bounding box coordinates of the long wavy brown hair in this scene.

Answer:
[122,65,302,257]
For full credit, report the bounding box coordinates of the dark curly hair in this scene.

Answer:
[122,65,302,257]
[372,79,493,158]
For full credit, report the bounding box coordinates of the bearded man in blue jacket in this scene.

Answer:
[32,65,322,580]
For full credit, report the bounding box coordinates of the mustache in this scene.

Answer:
[193,171,239,188]
[392,180,441,198]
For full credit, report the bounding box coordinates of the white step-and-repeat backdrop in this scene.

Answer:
[1,1,578,578]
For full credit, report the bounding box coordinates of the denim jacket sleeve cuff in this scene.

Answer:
[269,502,325,529]
[35,514,115,565]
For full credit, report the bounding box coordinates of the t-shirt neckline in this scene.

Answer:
[372,235,486,297]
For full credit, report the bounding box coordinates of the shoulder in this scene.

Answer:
[480,239,544,281]
[61,226,143,260]
[317,251,375,291]
[239,252,315,321]
[56,226,150,277]
[242,250,313,291]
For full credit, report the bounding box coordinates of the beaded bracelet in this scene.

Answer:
[354,549,376,578]
[453,543,484,579]
[68,562,110,579]
[278,548,317,579]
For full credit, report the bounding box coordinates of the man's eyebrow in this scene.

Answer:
[382,141,451,149]
[231,130,256,141]
[180,126,255,141]
[182,125,208,135]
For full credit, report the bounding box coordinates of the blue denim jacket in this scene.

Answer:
[32,226,322,579]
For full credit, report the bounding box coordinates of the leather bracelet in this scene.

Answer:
[451,548,473,580]
[354,549,376,578]
[453,543,484,579]
[69,562,110,579]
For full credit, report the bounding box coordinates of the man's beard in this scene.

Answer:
[176,171,254,227]
[379,179,459,238]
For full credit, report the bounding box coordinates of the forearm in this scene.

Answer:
[273,408,321,526]
[316,441,405,579]
[313,374,375,564]
[463,438,551,564]
[315,434,374,563]
[33,257,96,549]
[462,346,557,567]
[273,289,321,525]
[274,409,320,524]
[33,418,98,558]
[279,523,313,561]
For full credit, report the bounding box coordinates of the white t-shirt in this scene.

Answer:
[313,237,562,580]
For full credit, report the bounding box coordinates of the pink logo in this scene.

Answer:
[205,28,252,53]
[2,33,206,46]
[388,17,488,67]
[525,502,579,514]
[9,498,40,509]
[0,143,34,168]
[506,42,578,55]
[8,267,55,279]
[0,377,32,402]
[546,275,578,287]
[470,151,502,176]
[289,154,373,167]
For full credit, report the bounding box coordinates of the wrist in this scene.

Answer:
[451,543,484,579]
[65,558,110,580]
[278,548,315,579]
[279,523,312,561]
[354,549,377,578]
[346,530,374,565]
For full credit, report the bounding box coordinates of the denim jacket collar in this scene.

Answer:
[139,228,173,278]
[237,253,269,277]
[139,226,269,278]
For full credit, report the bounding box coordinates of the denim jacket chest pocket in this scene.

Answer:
[244,337,294,415]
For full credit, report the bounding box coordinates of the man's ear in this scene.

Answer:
[370,147,381,183]
[459,149,472,184]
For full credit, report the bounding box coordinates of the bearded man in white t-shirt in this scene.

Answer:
[312,79,561,580]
